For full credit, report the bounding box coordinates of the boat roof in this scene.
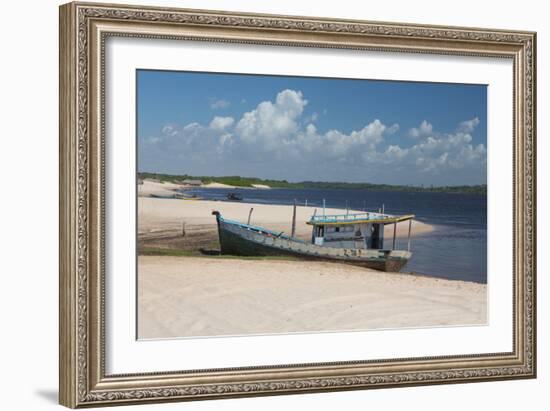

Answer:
[307,212,414,226]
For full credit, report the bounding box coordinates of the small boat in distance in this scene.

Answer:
[150,192,203,200]
[226,192,243,201]
[175,192,203,200]
[212,207,415,272]
[150,193,176,199]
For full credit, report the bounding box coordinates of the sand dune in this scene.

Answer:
[202,182,236,188]
[138,256,486,339]
[137,180,183,197]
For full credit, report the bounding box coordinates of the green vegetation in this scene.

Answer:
[138,172,487,195]
[139,248,198,257]
[139,247,301,261]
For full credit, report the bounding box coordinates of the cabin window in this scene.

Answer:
[335,227,340,233]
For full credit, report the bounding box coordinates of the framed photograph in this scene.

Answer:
[59,2,536,408]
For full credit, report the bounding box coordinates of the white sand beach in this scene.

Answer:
[138,196,433,242]
[137,179,185,197]
[138,256,487,339]
[202,182,236,188]
[136,180,485,339]
[137,180,433,241]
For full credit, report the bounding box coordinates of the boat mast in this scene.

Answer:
[407,219,412,251]
[291,199,297,238]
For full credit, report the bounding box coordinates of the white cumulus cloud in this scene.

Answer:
[235,89,308,149]
[408,120,433,138]
[209,116,234,131]
[210,98,231,110]
[139,89,486,185]
[458,117,480,133]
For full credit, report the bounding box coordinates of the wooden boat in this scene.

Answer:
[226,192,243,201]
[212,208,415,272]
[150,192,203,200]
[174,192,203,200]
[150,193,176,199]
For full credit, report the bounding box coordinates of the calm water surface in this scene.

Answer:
[186,187,487,284]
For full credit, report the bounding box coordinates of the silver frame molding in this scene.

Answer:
[59,2,536,408]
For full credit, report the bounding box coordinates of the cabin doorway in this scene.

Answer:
[314,225,325,245]
[371,224,383,249]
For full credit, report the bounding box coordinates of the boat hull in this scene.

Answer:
[214,213,411,272]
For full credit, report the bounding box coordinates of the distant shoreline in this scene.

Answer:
[138,172,487,195]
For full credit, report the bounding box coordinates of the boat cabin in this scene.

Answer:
[307,212,414,251]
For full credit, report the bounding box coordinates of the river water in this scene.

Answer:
[186,187,487,283]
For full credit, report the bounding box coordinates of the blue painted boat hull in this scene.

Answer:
[213,212,411,272]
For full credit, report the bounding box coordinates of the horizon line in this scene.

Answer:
[137,171,486,189]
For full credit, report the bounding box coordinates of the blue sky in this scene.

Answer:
[137,70,487,186]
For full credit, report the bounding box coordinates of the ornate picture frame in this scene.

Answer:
[59,1,536,408]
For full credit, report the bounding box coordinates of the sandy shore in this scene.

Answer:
[138,180,273,191]
[137,181,483,340]
[138,180,186,197]
[138,196,433,245]
[202,182,235,189]
[138,181,433,239]
[138,256,487,339]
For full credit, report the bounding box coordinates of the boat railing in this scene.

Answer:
[220,216,307,243]
[309,212,390,223]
